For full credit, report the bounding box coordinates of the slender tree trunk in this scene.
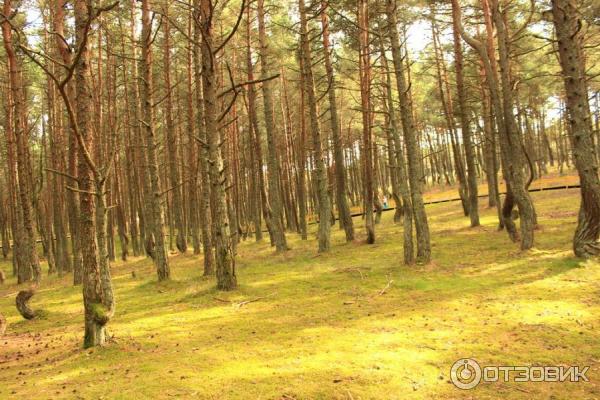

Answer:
[162,6,187,253]
[358,0,375,244]
[2,0,41,283]
[299,0,331,251]
[257,0,288,252]
[320,1,354,242]
[199,0,237,290]
[451,1,480,226]
[386,0,431,262]
[380,35,414,264]
[140,0,170,280]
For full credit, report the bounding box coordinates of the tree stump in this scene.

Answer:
[16,289,37,320]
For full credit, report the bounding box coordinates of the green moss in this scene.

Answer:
[0,187,598,399]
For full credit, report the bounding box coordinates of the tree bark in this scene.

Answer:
[552,0,600,257]
[140,0,170,281]
[320,1,354,242]
[257,0,288,252]
[386,0,431,262]
[198,0,237,290]
[299,0,331,251]
[451,1,480,226]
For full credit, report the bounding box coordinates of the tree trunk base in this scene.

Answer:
[84,320,106,348]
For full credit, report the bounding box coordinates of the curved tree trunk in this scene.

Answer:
[16,289,37,320]
[552,0,600,257]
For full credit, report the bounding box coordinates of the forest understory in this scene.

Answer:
[1,181,599,400]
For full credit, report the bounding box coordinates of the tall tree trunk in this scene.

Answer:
[379,35,414,264]
[198,0,237,290]
[320,1,354,242]
[162,6,187,253]
[2,0,41,283]
[73,0,114,347]
[257,0,288,252]
[358,0,375,244]
[299,0,331,251]
[140,0,170,280]
[552,0,600,257]
[490,0,536,249]
[451,1,480,226]
[386,0,431,262]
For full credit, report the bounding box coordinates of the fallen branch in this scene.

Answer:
[214,292,276,308]
[213,297,231,303]
[333,266,370,280]
[378,276,394,296]
[235,292,276,308]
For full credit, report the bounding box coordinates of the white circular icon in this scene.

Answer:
[450,358,482,390]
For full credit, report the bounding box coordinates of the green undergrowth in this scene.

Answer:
[1,188,599,399]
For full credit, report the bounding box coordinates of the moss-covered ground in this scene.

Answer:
[1,182,599,399]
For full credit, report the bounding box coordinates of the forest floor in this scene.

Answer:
[1,175,599,399]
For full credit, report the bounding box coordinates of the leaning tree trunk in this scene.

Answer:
[140,0,170,281]
[552,0,600,257]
